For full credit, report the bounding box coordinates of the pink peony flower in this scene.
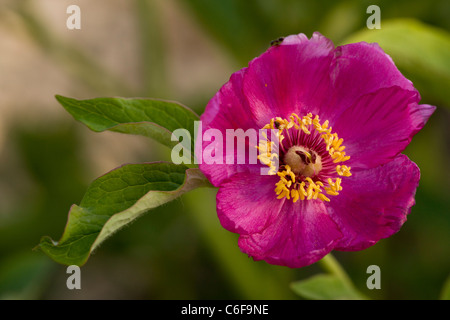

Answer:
[198,32,435,268]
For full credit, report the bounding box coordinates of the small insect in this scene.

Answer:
[296,150,309,164]
[270,37,285,47]
[274,119,282,129]
[296,149,318,164]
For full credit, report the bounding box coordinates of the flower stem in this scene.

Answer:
[318,253,354,288]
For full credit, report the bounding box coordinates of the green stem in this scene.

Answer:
[317,253,354,289]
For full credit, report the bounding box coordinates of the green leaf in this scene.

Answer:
[290,274,367,300]
[38,163,212,266]
[342,19,450,108]
[440,275,450,300]
[55,95,199,150]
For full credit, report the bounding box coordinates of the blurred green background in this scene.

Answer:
[0,0,449,300]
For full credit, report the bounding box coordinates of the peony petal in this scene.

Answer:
[238,198,342,268]
[216,173,284,235]
[243,32,336,127]
[326,154,420,251]
[409,104,436,135]
[278,33,308,45]
[198,70,262,186]
[320,42,417,122]
[200,69,256,132]
[333,86,435,169]
[197,138,262,188]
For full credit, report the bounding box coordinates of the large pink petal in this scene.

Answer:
[198,141,262,188]
[200,69,256,132]
[326,154,420,251]
[243,32,336,127]
[198,70,262,186]
[216,173,284,235]
[238,199,343,268]
[333,86,435,169]
[321,42,417,121]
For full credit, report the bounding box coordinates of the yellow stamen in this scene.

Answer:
[291,189,300,203]
[298,182,306,200]
[324,178,343,196]
[318,193,330,202]
[336,165,352,177]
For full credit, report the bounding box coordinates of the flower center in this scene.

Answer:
[257,113,352,203]
[283,146,322,177]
